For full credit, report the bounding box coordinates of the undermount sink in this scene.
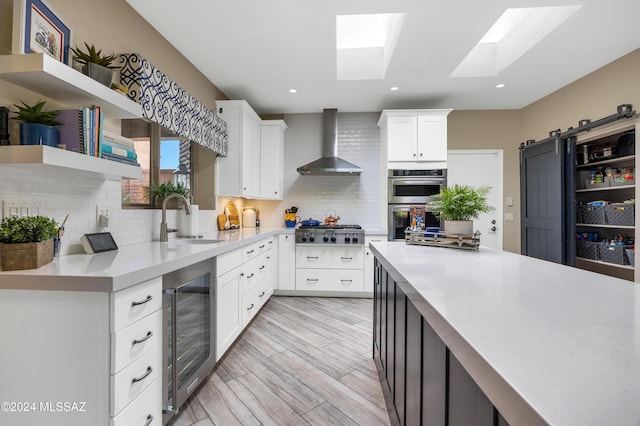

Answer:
[174,239,224,245]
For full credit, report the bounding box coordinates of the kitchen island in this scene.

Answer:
[370,241,640,426]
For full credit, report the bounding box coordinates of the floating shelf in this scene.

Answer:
[0,54,142,119]
[0,145,141,180]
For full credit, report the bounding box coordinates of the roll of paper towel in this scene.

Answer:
[181,204,199,237]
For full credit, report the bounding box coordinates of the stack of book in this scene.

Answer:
[101,130,139,167]
[57,106,104,156]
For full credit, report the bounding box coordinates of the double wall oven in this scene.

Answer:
[388,169,447,240]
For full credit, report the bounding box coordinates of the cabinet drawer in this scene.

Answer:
[217,248,242,277]
[242,253,270,294]
[111,377,161,426]
[296,247,364,269]
[110,344,162,416]
[296,269,364,292]
[242,237,273,262]
[111,310,162,374]
[242,280,266,326]
[111,277,162,332]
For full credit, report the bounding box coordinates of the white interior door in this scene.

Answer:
[447,150,503,250]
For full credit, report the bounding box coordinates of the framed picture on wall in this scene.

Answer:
[12,0,71,64]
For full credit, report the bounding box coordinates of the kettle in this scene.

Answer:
[242,207,257,228]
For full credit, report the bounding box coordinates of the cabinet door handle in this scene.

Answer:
[247,303,255,311]
[259,291,265,297]
[419,152,423,157]
[259,265,265,270]
[412,153,417,157]
[247,273,255,279]
[131,295,152,307]
[306,256,319,260]
[341,279,353,283]
[131,366,152,384]
[144,414,153,426]
[341,257,353,260]
[306,278,319,282]
[132,331,153,346]
[268,240,273,244]
[247,249,255,254]
[259,244,265,249]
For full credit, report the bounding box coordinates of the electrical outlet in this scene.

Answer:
[96,204,111,226]
[2,199,43,218]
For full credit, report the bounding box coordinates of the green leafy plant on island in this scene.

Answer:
[12,100,61,126]
[428,184,495,221]
[71,42,119,69]
[0,216,59,244]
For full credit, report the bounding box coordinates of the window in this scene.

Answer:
[121,120,192,208]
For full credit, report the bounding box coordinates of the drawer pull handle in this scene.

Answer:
[132,331,153,346]
[341,257,353,260]
[247,249,255,254]
[131,295,152,307]
[259,265,265,270]
[131,366,152,384]
[307,278,319,282]
[247,273,255,279]
[259,244,265,249]
[268,241,273,244]
[307,256,319,260]
[341,279,353,283]
[144,414,153,426]
[247,303,255,311]
[259,291,265,297]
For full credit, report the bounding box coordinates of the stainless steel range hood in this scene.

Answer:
[297,109,363,175]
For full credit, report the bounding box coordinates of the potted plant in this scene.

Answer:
[0,215,59,271]
[429,184,495,234]
[71,42,119,87]
[147,181,190,208]
[12,100,61,146]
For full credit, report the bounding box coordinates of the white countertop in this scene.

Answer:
[0,227,291,292]
[370,241,640,426]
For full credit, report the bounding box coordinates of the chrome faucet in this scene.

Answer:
[160,193,192,242]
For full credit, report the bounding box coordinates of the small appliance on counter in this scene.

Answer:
[242,207,257,228]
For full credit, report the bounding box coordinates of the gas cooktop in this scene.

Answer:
[298,224,362,230]
[295,224,364,245]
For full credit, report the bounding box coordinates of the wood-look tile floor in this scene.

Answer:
[168,296,389,426]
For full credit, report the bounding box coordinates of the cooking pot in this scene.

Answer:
[301,219,320,226]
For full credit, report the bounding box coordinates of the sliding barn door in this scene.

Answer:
[520,137,567,263]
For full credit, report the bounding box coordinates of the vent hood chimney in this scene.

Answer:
[297,109,363,175]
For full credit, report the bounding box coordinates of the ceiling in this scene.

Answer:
[126,0,640,115]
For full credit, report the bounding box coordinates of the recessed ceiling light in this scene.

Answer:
[336,13,406,80]
[450,6,582,77]
[289,89,297,93]
[390,86,399,91]
[496,83,506,88]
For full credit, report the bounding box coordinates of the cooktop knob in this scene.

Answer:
[309,235,315,242]
[344,236,351,243]
[301,235,307,242]
[352,237,359,243]
[330,236,336,242]
[323,236,329,242]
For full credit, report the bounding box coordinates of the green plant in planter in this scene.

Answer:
[0,215,59,244]
[70,42,119,69]
[147,181,191,206]
[12,100,61,126]
[429,184,495,221]
[12,100,61,146]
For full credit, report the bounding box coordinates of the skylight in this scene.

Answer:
[451,6,582,77]
[336,13,406,80]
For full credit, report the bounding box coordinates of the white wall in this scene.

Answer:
[251,112,383,229]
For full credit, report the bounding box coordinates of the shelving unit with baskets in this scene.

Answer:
[575,119,637,281]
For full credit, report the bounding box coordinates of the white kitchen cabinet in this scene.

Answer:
[0,277,162,426]
[260,120,287,199]
[295,245,365,292]
[379,109,452,168]
[215,259,242,360]
[216,100,262,198]
[364,234,386,293]
[277,234,296,291]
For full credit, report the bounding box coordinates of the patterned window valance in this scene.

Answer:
[118,53,228,156]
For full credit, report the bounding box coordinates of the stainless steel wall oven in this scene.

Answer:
[388,169,446,240]
[163,258,216,423]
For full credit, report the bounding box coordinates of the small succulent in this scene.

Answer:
[12,100,61,126]
[71,42,119,69]
[0,216,59,244]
